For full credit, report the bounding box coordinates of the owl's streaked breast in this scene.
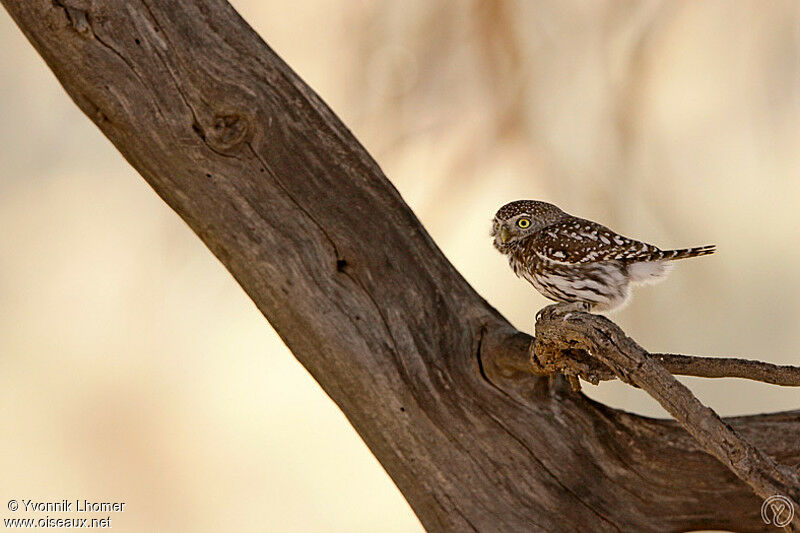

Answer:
[505,243,630,310]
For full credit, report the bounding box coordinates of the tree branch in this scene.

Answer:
[3,0,799,530]
[655,353,800,386]
[527,312,800,387]
[534,306,800,530]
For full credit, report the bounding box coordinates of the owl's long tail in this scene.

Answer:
[650,245,716,261]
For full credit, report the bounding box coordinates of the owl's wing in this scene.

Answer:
[532,218,660,263]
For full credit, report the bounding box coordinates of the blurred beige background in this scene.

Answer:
[1,1,799,531]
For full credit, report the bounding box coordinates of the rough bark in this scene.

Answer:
[2,1,799,531]
[534,306,800,529]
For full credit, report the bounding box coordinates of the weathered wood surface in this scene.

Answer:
[534,306,800,530]
[3,1,799,530]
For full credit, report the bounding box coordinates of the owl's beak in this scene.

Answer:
[500,226,512,244]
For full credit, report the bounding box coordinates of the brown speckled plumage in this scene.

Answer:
[492,200,715,312]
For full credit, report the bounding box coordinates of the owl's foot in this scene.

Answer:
[555,301,592,320]
[535,302,591,323]
[558,301,592,312]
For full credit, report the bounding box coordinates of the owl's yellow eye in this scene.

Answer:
[516,218,531,229]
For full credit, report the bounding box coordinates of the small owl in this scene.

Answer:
[491,200,715,312]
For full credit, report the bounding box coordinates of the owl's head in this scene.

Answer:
[492,200,566,252]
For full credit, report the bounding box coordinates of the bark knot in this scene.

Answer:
[207,113,251,152]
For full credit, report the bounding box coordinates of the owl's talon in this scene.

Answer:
[552,301,590,317]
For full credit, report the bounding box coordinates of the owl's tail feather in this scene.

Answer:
[656,245,716,261]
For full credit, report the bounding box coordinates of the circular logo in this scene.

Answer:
[762,495,794,528]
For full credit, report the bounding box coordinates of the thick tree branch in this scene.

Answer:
[3,1,799,530]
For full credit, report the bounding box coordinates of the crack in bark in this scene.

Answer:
[475,401,623,532]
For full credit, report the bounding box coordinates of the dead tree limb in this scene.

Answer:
[655,353,800,386]
[534,306,800,529]
[529,311,800,388]
[2,0,799,531]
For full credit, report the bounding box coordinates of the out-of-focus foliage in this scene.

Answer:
[1,1,798,531]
